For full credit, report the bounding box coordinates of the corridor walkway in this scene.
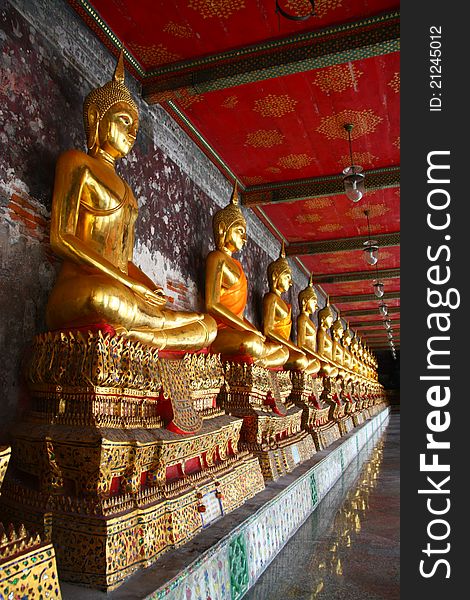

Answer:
[245,414,400,600]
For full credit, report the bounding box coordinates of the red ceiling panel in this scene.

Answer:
[179,53,399,184]
[82,0,399,68]
[302,245,400,276]
[334,297,400,313]
[262,188,400,243]
[320,277,400,297]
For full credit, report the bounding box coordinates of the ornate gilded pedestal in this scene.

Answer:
[0,446,62,599]
[219,362,316,480]
[288,371,341,451]
[1,331,264,590]
[332,376,355,436]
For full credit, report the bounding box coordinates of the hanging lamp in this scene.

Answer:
[379,302,388,316]
[342,124,365,202]
[275,0,315,21]
[363,209,379,266]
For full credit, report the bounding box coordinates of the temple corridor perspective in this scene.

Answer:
[246,414,400,600]
[0,1,400,598]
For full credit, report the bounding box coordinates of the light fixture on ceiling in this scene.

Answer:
[363,209,379,266]
[275,0,315,21]
[373,279,384,298]
[373,255,384,297]
[379,302,388,316]
[342,123,365,202]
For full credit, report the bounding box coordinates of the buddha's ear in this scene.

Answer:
[87,105,100,150]
[217,221,226,243]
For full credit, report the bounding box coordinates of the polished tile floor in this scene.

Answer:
[244,414,400,600]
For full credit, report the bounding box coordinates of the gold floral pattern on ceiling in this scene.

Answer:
[243,175,266,185]
[188,0,246,19]
[128,43,181,66]
[345,203,390,220]
[253,94,298,118]
[312,64,363,94]
[388,72,400,93]
[304,198,334,210]
[318,223,343,233]
[358,223,386,235]
[245,130,285,148]
[278,153,313,169]
[316,109,383,140]
[283,0,343,19]
[376,250,394,262]
[321,255,356,267]
[163,21,194,38]
[222,95,239,108]
[338,152,377,169]
[393,136,400,148]
[265,166,281,174]
[295,212,321,224]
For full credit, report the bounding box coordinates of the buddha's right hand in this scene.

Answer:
[133,283,167,307]
[253,330,266,342]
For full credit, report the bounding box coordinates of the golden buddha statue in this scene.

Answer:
[316,300,339,378]
[296,274,321,375]
[263,243,319,374]
[350,335,360,373]
[331,314,345,367]
[205,184,286,367]
[45,51,216,351]
[341,322,354,371]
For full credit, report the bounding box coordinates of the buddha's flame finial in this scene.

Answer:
[114,48,125,84]
[280,240,286,258]
[309,272,314,287]
[230,181,239,205]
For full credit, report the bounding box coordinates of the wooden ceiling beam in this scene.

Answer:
[143,11,400,102]
[243,166,400,207]
[346,307,400,317]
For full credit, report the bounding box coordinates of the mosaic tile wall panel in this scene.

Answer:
[151,408,390,600]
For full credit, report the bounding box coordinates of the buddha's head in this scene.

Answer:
[343,323,354,347]
[298,273,317,314]
[331,316,344,340]
[267,241,292,294]
[213,182,247,254]
[318,299,333,329]
[84,50,139,157]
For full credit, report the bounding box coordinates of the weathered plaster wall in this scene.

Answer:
[0,0,312,435]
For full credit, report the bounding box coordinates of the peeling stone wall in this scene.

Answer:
[0,0,313,436]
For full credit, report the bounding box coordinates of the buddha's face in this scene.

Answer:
[306,296,317,314]
[277,270,292,293]
[98,101,139,158]
[224,220,247,253]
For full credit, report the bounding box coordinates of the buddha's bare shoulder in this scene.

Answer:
[56,148,94,169]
